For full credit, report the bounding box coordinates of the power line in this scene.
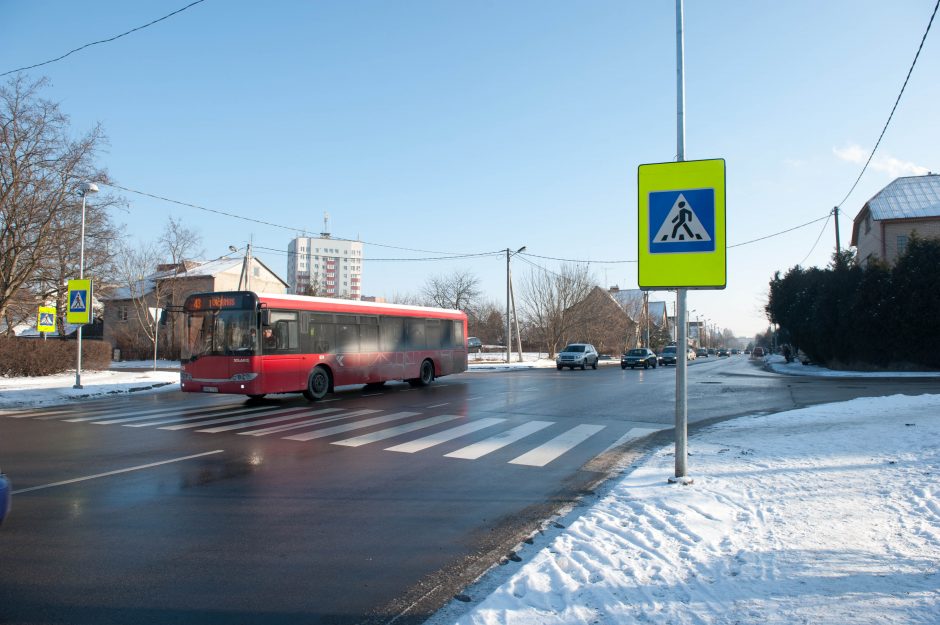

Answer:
[798,212,833,266]
[1,1,209,77]
[520,252,636,264]
[728,215,831,249]
[252,244,504,263]
[836,0,939,208]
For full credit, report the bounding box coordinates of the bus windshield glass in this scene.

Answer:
[184,309,257,360]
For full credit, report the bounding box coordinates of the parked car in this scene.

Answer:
[751,347,765,358]
[707,348,716,356]
[621,348,658,369]
[696,348,708,358]
[0,468,10,526]
[556,343,599,370]
[466,337,483,353]
[717,348,730,357]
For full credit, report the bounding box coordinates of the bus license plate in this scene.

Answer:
[202,387,218,393]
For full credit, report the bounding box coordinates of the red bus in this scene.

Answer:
[180,291,468,400]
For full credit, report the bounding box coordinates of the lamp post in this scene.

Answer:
[73,182,98,389]
[506,246,526,363]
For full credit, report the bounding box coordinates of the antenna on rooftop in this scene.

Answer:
[321,212,331,239]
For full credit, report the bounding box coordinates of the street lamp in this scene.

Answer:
[506,246,526,363]
[74,182,98,389]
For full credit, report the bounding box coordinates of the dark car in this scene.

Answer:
[556,343,599,370]
[621,348,658,369]
[696,348,708,358]
[0,468,10,526]
[659,345,678,366]
[466,337,483,353]
[717,348,730,357]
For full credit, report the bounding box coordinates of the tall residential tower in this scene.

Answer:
[287,214,363,298]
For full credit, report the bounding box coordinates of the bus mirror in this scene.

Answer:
[261,309,271,326]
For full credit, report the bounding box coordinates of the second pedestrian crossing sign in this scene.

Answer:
[638,158,726,289]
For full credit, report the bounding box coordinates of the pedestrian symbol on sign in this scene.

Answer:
[70,290,87,312]
[649,189,715,254]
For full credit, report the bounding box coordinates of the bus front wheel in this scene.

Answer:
[304,366,331,401]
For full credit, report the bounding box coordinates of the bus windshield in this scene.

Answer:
[183,309,257,360]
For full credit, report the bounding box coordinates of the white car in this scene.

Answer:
[556,343,599,370]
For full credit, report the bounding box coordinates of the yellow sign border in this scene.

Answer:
[638,158,726,289]
[37,306,56,333]
[67,279,93,324]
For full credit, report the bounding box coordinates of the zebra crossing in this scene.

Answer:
[0,401,664,468]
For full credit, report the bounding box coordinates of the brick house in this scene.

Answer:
[851,174,940,267]
[103,257,288,360]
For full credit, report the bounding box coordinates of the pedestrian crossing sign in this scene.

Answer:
[67,279,93,324]
[37,306,56,333]
[638,159,726,289]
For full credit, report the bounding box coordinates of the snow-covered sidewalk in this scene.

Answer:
[428,393,940,625]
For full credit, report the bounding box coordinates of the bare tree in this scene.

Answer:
[467,300,505,347]
[159,216,203,266]
[421,270,481,310]
[0,75,119,334]
[518,263,596,357]
[110,240,165,357]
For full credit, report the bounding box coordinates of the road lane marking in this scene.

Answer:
[194,407,342,433]
[241,409,380,437]
[602,427,664,454]
[160,406,313,431]
[331,414,461,447]
[92,404,262,425]
[10,450,225,495]
[283,412,420,441]
[509,424,606,467]
[122,405,275,428]
[385,418,506,453]
[444,421,554,460]
[426,403,449,409]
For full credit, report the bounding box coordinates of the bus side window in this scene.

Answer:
[380,317,403,352]
[406,319,426,350]
[426,319,442,348]
[336,315,359,353]
[453,320,464,348]
[359,316,379,353]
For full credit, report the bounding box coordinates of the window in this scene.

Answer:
[380,317,404,351]
[304,313,334,353]
[118,305,129,322]
[336,315,358,352]
[405,319,426,350]
[266,311,299,352]
[359,316,378,352]
[426,319,442,348]
[897,235,909,257]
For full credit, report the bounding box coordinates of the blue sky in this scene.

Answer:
[3,1,938,337]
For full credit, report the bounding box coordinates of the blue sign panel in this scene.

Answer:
[648,188,716,254]
[69,290,88,313]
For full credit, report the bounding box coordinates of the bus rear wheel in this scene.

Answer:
[303,366,331,401]
[409,359,435,387]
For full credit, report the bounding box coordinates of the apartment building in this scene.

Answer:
[287,234,363,299]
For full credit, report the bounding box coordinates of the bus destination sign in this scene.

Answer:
[186,293,251,312]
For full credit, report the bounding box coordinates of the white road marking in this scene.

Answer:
[509,424,606,467]
[602,427,664,454]
[95,405,264,425]
[193,407,342,433]
[241,409,380,437]
[10,450,225,494]
[426,403,449,409]
[444,421,554,460]
[385,418,506,453]
[123,405,274,428]
[283,412,420,442]
[331,414,461,447]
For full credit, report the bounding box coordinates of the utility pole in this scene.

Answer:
[506,249,511,364]
[833,206,842,261]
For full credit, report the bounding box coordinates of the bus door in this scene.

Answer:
[261,311,304,392]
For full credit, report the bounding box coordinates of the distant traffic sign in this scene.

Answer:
[37,306,56,333]
[67,279,92,324]
[638,159,726,289]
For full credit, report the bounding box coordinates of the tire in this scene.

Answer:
[580,362,586,370]
[643,361,649,369]
[591,359,597,370]
[303,366,331,401]
[557,364,563,370]
[621,363,627,370]
[409,359,435,387]
[653,360,657,368]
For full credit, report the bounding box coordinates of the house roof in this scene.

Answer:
[861,174,940,222]
[104,256,287,301]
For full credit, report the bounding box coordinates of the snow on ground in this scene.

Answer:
[3,358,939,624]
[426,391,940,624]
[766,354,940,378]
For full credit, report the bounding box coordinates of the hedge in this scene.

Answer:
[0,338,112,377]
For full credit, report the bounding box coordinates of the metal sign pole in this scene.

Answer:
[672,0,691,483]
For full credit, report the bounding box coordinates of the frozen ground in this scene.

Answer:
[2,359,938,624]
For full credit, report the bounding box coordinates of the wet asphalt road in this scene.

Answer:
[1,356,938,624]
